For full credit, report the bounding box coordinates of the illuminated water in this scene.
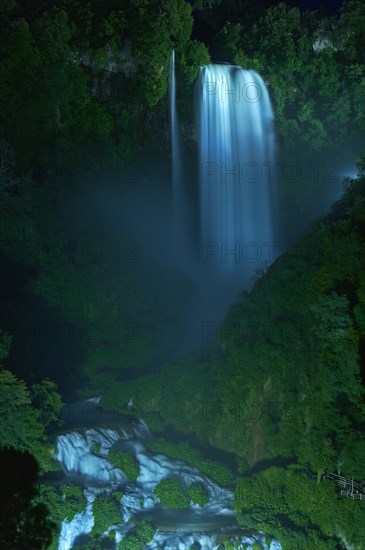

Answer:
[196,65,276,283]
[170,49,189,269]
[55,399,282,550]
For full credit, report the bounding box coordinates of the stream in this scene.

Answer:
[52,398,282,550]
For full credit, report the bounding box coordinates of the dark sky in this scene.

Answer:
[293,0,344,14]
[253,0,344,15]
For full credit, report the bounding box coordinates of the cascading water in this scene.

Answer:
[169,49,188,267]
[170,49,181,206]
[171,65,276,356]
[196,65,276,285]
[51,399,282,550]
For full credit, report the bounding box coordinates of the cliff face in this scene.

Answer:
[75,42,140,99]
[100,174,365,473]
[73,42,199,155]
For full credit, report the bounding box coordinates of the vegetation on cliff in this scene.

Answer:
[0,0,364,548]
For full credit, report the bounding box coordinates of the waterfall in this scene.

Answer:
[169,49,189,268]
[170,49,179,193]
[56,427,128,549]
[196,65,276,283]
[52,400,282,550]
[56,429,127,482]
[58,493,94,550]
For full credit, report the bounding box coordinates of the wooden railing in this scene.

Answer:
[309,470,365,501]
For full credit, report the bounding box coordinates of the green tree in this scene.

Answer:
[310,292,363,403]
[0,330,12,361]
[31,378,63,427]
[337,0,365,63]
[0,448,55,549]
[0,332,63,471]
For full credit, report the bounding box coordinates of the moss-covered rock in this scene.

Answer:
[107,448,139,481]
[92,494,121,535]
[187,482,209,506]
[117,520,155,549]
[154,478,190,509]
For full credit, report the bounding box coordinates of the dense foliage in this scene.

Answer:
[0,0,364,548]
[37,484,86,524]
[197,0,365,152]
[100,170,365,547]
[0,332,63,471]
[234,466,365,549]
[0,0,210,177]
